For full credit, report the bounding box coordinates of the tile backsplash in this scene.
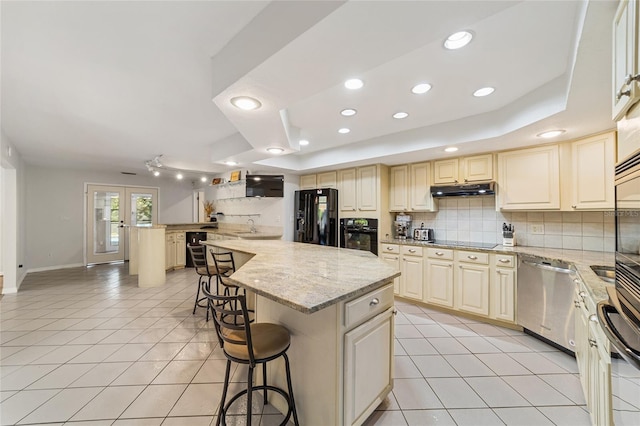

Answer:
[399,196,614,252]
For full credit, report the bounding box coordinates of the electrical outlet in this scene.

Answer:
[530,224,545,235]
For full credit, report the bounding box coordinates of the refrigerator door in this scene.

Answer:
[294,189,338,246]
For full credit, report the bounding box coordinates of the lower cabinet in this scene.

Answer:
[175,233,186,267]
[456,251,490,316]
[491,254,516,322]
[165,232,186,270]
[574,280,612,426]
[400,246,423,300]
[425,248,454,308]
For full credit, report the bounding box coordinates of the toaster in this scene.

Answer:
[413,228,434,242]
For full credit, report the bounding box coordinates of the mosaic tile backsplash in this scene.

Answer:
[395,196,614,252]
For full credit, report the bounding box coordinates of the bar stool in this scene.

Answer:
[187,244,230,321]
[210,250,238,296]
[203,285,299,426]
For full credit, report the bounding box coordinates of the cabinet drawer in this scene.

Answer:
[401,246,423,257]
[166,234,176,242]
[175,233,185,241]
[344,285,394,329]
[494,254,515,268]
[426,248,453,260]
[381,244,400,254]
[458,250,489,264]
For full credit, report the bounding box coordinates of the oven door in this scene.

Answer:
[597,289,640,425]
[343,229,378,255]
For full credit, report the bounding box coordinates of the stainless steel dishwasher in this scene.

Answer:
[517,254,576,353]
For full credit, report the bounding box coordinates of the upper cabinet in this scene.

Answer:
[389,165,409,211]
[433,154,493,184]
[388,162,437,212]
[357,165,378,211]
[613,0,640,121]
[338,168,357,212]
[498,145,560,210]
[338,165,387,215]
[299,171,337,190]
[300,174,317,190]
[566,132,616,210]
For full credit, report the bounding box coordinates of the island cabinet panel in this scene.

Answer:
[498,145,560,210]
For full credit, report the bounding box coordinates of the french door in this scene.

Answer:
[86,184,158,264]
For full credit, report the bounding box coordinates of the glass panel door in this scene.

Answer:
[124,187,158,261]
[87,185,125,264]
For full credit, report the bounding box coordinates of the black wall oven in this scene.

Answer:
[597,149,640,424]
[340,218,378,255]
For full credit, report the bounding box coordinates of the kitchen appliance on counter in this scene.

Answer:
[596,149,640,424]
[294,188,338,247]
[413,223,434,241]
[340,218,378,255]
[517,254,576,353]
[393,214,412,240]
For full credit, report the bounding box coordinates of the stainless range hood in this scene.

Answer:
[430,182,495,197]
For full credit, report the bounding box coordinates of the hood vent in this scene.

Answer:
[430,181,495,197]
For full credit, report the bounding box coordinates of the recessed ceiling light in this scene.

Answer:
[299,139,309,146]
[473,87,495,97]
[153,171,160,177]
[200,177,207,182]
[344,78,364,90]
[393,112,409,119]
[444,147,459,153]
[230,96,262,111]
[267,147,284,154]
[411,83,432,94]
[341,108,357,116]
[338,128,351,134]
[176,173,183,180]
[225,161,237,166]
[444,31,473,50]
[537,130,566,139]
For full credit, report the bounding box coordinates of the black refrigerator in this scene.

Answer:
[294,188,338,247]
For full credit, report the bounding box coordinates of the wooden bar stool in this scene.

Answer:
[203,285,299,426]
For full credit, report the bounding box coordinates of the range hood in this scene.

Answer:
[430,182,495,197]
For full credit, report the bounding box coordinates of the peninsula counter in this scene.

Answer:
[203,240,400,426]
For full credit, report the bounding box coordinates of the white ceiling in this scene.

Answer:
[1,1,618,178]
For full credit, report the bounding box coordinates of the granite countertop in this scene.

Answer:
[204,240,400,314]
[381,238,614,303]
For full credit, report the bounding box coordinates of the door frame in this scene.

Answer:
[84,183,159,265]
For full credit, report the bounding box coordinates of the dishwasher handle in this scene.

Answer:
[521,260,572,274]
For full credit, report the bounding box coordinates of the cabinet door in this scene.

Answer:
[317,171,337,189]
[357,165,377,211]
[300,174,317,190]
[588,318,612,426]
[434,159,459,184]
[575,298,590,398]
[344,308,393,426]
[456,264,490,316]
[175,233,186,267]
[462,154,493,182]
[338,169,357,212]
[491,268,515,322]
[381,254,401,295]
[613,0,639,121]
[498,145,560,210]
[389,165,409,211]
[425,259,454,308]
[401,255,423,300]
[410,162,435,211]
[165,235,176,269]
[571,133,615,210]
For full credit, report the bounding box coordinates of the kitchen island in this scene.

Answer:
[203,240,400,426]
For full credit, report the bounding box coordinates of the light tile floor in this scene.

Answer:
[0,264,591,425]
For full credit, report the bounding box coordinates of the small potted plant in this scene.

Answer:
[203,201,215,221]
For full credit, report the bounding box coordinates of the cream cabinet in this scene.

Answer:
[574,278,612,426]
[433,154,493,184]
[318,171,337,189]
[175,233,186,268]
[455,251,490,316]
[613,0,640,121]
[357,165,378,211]
[165,232,186,270]
[490,254,515,323]
[400,246,423,300]
[498,145,560,210]
[567,132,616,210]
[389,165,409,211]
[339,165,385,214]
[338,169,357,212]
[409,162,437,211]
[424,248,454,308]
[300,174,317,190]
[380,244,401,295]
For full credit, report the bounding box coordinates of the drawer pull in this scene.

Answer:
[369,298,380,306]
[387,247,395,251]
[498,258,510,263]
[589,314,598,323]
[435,252,444,256]
[408,249,416,253]
[588,338,598,348]
[574,300,580,308]
[467,255,478,260]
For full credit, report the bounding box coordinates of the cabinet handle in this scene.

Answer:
[369,298,380,306]
[571,205,577,209]
[435,252,444,256]
[409,249,416,253]
[574,300,580,308]
[589,314,598,323]
[617,88,631,101]
[467,255,478,260]
[498,258,510,263]
[387,247,395,251]
[588,338,598,348]
[624,73,640,86]
[464,178,468,183]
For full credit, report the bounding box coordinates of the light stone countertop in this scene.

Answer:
[381,238,614,303]
[204,240,400,314]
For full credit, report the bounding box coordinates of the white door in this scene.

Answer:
[86,184,158,264]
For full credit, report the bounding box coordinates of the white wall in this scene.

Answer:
[25,165,196,270]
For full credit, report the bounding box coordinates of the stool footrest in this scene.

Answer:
[220,385,294,426]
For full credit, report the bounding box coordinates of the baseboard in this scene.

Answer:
[27,263,85,273]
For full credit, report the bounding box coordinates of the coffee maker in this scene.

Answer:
[393,214,412,239]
